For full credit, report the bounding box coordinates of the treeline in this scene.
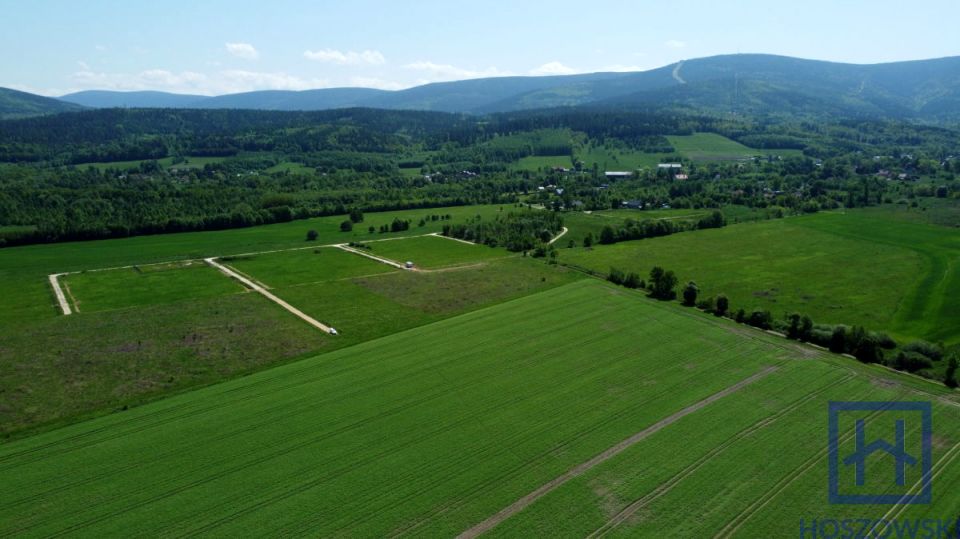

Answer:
[442,209,564,251]
[599,264,959,387]
[593,211,725,246]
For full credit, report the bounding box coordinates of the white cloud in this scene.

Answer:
[665,39,686,49]
[225,42,259,60]
[303,49,386,65]
[530,61,578,76]
[94,45,108,52]
[599,64,646,72]
[403,61,509,82]
[69,67,327,95]
[348,77,407,91]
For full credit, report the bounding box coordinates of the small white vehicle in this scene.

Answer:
[329,328,338,335]
[405,261,415,269]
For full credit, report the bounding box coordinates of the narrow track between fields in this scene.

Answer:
[204,257,336,334]
[48,273,72,315]
[456,365,780,538]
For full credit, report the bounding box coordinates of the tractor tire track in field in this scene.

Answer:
[177,328,750,537]
[456,366,779,539]
[712,400,907,538]
[867,441,960,538]
[299,351,763,537]
[587,372,856,538]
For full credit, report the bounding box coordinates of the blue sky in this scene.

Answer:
[2,0,957,96]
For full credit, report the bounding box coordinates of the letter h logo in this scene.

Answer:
[828,402,932,505]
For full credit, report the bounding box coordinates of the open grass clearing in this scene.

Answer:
[563,210,960,344]
[62,261,244,313]
[224,246,396,288]
[0,204,510,326]
[667,133,805,162]
[361,234,512,269]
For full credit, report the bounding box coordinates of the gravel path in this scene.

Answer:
[205,257,336,334]
[48,273,72,315]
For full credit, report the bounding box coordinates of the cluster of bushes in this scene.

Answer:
[605,265,679,300]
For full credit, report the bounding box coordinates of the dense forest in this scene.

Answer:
[0,106,958,246]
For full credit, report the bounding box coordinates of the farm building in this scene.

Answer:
[604,171,632,179]
[622,200,644,209]
[657,163,682,170]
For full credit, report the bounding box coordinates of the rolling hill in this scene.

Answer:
[60,90,207,108]
[4,54,960,121]
[0,87,84,119]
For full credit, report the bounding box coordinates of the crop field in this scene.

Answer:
[62,261,244,313]
[360,234,512,269]
[564,210,960,344]
[667,133,804,161]
[1,279,956,537]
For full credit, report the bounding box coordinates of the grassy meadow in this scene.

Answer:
[666,133,805,161]
[63,262,244,313]
[562,209,960,344]
[362,234,512,269]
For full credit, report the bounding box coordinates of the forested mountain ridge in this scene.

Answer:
[33,54,960,121]
[0,87,84,119]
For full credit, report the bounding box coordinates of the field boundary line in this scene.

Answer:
[335,244,412,270]
[204,258,336,334]
[48,273,72,315]
[456,365,779,539]
[429,232,478,246]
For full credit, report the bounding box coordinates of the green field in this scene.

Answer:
[563,210,960,344]
[0,204,509,326]
[362,235,511,269]
[63,261,243,313]
[513,155,573,171]
[264,161,316,175]
[225,246,395,288]
[559,209,712,248]
[576,143,670,171]
[1,279,956,537]
[667,133,805,161]
[80,156,227,171]
[0,204,524,437]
